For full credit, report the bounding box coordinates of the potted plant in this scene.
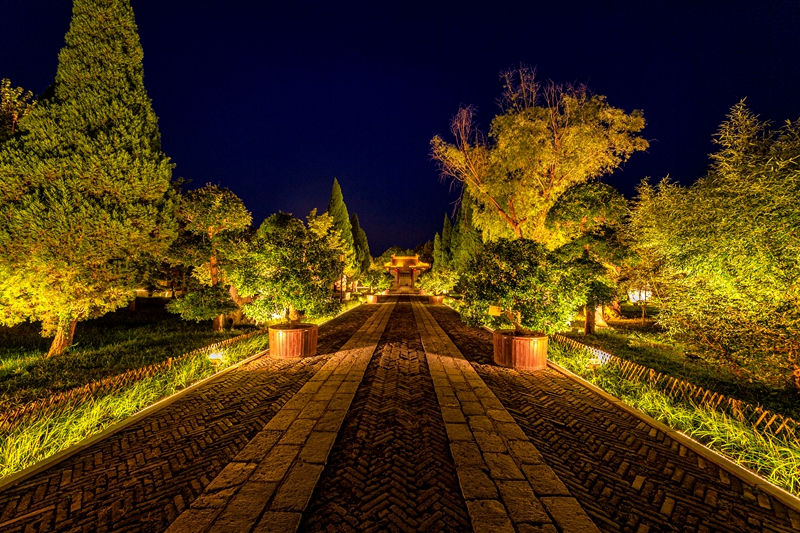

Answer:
[359,263,393,303]
[460,239,588,370]
[232,210,344,358]
[417,268,458,305]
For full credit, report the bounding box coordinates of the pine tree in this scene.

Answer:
[350,213,371,277]
[0,0,177,356]
[326,178,357,277]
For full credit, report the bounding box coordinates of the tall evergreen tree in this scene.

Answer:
[440,213,453,268]
[433,232,442,269]
[350,213,371,277]
[0,0,177,356]
[326,178,357,277]
[450,191,483,272]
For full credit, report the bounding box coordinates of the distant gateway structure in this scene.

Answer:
[384,255,430,292]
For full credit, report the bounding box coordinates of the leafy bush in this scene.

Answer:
[417,268,458,295]
[459,239,588,334]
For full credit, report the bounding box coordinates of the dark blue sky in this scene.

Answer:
[3,1,800,254]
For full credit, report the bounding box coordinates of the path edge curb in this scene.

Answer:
[546,358,800,514]
[0,303,364,494]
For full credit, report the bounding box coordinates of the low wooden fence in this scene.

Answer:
[552,334,800,448]
[0,328,266,431]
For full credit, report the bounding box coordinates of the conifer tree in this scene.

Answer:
[450,191,483,272]
[350,213,371,277]
[433,232,442,269]
[440,213,453,268]
[0,0,177,356]
[326,178,357,277]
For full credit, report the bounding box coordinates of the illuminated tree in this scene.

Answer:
[431,66,648,244]
[326,178,358,278]
[449,190,483,273]
[166,184,252,331]
[350,213,371,277]
[233,211,344,324]
[0,79,35,143]
[627,102,800,390]
[0,0,176,357]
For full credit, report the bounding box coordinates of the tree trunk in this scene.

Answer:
[47,317,78,358]
[641,304,647,325]
[128,298,136,311]
[288,304,301,325]
[213,314,225,332]
[584,305,596,335]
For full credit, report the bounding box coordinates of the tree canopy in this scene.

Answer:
[626,102,800,390]
[0,0,176,356]
[233,211,344,324]
[165,184,252,329]
[0,79,35,143]
[326,178,358,278]
[431,66,647,244]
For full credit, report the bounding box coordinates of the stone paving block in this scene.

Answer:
[250,446,301,483]
[298,431,337,464]
[522,464,571,496]
[264,409,301,431]
[507,440,545,465]
[458,467,499,499]
[441,406,467,423]
[497,480,551,523]
[495,421,529,441]
[234,431,284,462]
[456,390,480,403]
[253,511,303,533]
[517,525,559,533]
[468,415,495,432]
[164,508,221,533]
[461,401,486,416]
[207,481,277,533]
[336,380,359,394]
[327,392,354,411]
[190,486,239,509]
[450,441,485,467]
[486,408,516,423]
[278,418,317,446]
[445,423,474,441]
[540,496,602,533]
[484,453,525,480]
[466,500,516,533]
[312,409,347,432]
[297,400,329,420]
[281,393,315,411]
[203,462,257,492]
[474,431,507,453]
[271,463,325,512]
[297,380,323,394]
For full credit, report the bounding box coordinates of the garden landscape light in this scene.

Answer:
[208,352,224,373]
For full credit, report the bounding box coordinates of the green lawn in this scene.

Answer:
[564,308,800,420]
[0,298,250,409]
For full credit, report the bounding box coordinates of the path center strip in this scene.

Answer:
[165,301,396,533]
[411,301,601,533]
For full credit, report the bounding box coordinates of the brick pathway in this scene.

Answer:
[0,305,380,533]
[1,299,799,533]
[428,305,800,533]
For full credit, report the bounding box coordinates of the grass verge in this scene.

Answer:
[0,300,361,482]
[549,339,800,498]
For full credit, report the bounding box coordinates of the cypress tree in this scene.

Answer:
[350,213,371,277]
[441,213,453,268]
[451,191,483,272]
[326,178,357,277]
[433,232,442,270]
[0,0,177,356]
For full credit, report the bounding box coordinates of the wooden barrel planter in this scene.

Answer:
[492,330,548,370]
[366,294,379,304]
[269,324,318,359]
[429,295,444,305]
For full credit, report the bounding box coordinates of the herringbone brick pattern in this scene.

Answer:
[0,305,379,533]
[428,306,800,533]
[301,300,472,533]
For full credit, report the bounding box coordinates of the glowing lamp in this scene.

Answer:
[208,352,224,373]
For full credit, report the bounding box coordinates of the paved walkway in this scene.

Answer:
[0,297,798,533]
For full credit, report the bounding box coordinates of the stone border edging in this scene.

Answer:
[0,304,364,494]
[545,358,800,515]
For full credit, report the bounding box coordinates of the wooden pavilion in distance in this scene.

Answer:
[384,255,430,292]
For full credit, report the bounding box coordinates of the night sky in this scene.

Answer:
[2,1,800,254]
